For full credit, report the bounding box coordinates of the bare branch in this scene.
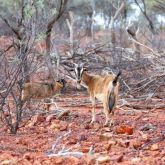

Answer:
[129,35,160,57]
[45,0,68,82]
[134,0,155,34]
[0,15,22,40]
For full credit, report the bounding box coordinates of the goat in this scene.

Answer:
[73,63,121,126]
[21,79,66,111]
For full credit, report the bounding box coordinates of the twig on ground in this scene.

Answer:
[51,130,72,153]
[46,130,84,158]
[57,109,70,119]
[124,103,165,109]
[140,133,165,150]
[47,151,84,157]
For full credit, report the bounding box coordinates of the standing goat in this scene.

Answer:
[21,79,66,111]
[73,63,121,126]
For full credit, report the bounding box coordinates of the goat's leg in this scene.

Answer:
[104,110,110,126]
[104,112,114,127]
[90,97,96,123]
[109,109,115,126]
[109,112,114,126]
[103,102,113,127]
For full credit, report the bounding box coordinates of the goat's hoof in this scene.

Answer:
[90,120,96,124]
[109,120,114,127]
[104,120,114,127]
[104,122,109,127]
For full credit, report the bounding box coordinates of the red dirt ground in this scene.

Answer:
[0,90,165,165]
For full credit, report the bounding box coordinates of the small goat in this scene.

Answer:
[73,63,121,126]
[21,79,66,111]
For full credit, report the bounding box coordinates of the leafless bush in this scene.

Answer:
[0,0,68,134]
[0,46,29,134]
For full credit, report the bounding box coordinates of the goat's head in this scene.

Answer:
[73,63,85,84]
[57,79,67,92]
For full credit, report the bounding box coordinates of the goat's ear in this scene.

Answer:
[80,62,87,67]
[68,68,74,71]
[72,63,78,67]
[84,68,88,71]
[80,63,84,67]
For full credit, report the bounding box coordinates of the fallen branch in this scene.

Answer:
[46,130,85,158]
[0,44,14,56]
[48,151,84,158]
[57,109,70,119]
[124,103,165,109]
[51,130,71,153]
[140,133,165,150]
[129,37,160,57]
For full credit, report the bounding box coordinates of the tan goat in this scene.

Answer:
[21,79,66,111]
[73,63,121,126]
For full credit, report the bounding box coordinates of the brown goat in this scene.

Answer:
[73,63,121,126]
[21,79,66,111]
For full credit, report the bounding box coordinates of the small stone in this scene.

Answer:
[110,154,123,162]
[68,137,77,144]
[68,123,74,128]
[55,157,63,164]
[43,160,51,164]
[1,160,11,165]
[142,118,149,121]
[46,114,56,122]
[78,134,87,142]
[131,139,142,149]
[117,139,130,148]
[141,133,150,142]
[151,151,160,157]
[96,155,110,164]
[108,140,117,145]
[116,125,133,135]
[50,123,60,130]
[23,153,31,160]
[84,124,91,129]
[1,158,18,165]
[102,127,111,132]
[150,144,159,151]
[131,157,141,163]
[93,123,101,130]
[81,146,89,153]
[81,141,93,147]
[100,133,113,140]
[59,121,68,131]
[68,156,79,165]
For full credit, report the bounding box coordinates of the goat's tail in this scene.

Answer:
[112,71,121,86]
[108,71,121,112]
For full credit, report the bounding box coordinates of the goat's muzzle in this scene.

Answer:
[77,80,81,84]
[76,79,81,89]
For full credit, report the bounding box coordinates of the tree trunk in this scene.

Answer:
[109,1,126,44]
[66,11,74,56]
[109,17,116,43]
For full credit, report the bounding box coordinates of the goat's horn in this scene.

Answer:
[72,62,78,67]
